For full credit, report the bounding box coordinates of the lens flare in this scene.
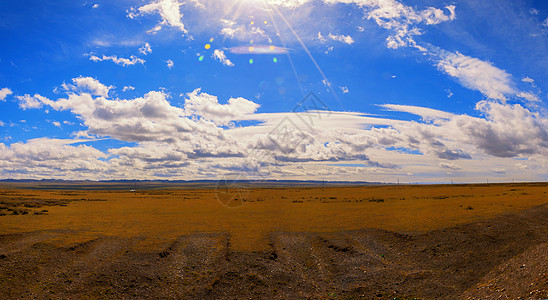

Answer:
[230,45,289,54]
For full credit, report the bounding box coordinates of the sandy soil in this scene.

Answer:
[0,184,547,299]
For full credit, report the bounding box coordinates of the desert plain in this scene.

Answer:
[0,182,547,299]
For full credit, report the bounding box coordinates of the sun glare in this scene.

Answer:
[240,0,270,6]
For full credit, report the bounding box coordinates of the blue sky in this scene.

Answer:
[0,0,547,183]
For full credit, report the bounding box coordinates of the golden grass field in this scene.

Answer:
[1,183,547,251]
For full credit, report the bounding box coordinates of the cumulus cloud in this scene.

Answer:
[219,19,241,38]
[452,101,548,157]
[212,49,234,66]
[123,86,135,92]
[522,77,535,83]
[49,92,221,142]
[184,88,259,125]
[166,59,174,69]
[318,32,355,44]
[139,43,152,55]
[63,76,113,97]
[328,33,354,44]
[323,0,455,50]
[6,75,548,181]
[0,138,109,179]
[16,94,49,110]
[128,0,187,34]
[88,54,145,67]
[0,88,12,101]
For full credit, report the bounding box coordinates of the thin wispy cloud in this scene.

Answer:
[88,54,145,67]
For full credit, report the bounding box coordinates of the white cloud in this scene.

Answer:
[139,43,152,55]
[435,51,515,101]
[16,94,49,110]
[0,120,4,126]
[123,86,135,92]
[52,121,61,127]
[220,19,241,38]
[267,0,312,9]
[219,19,270,42]
[212,49,234,67]
[88,54,145,67]
[41,89,221,143]
[340,86,349,94]
[0,138,109,179]
[92,4,99,9]
[6,75,547,181]
[184,88,259,125]
[318,32,355,45]
[381,104,455,121]
[543,18,548,27]
[0,88,12,101]
[440,162,461,170]
[166,59,174,69]
[323,1,456,50]
[328,33,354,44]
[63,76,113,97]
[453,100,548,157]
[128,0,187,34]
[516,91,540,103]
[317,32,327,43]
[91,39,143,48]
[522,77,535,83]
[530,8,539,15]
[492,168,506,174]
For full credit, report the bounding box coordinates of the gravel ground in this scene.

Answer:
[1,203,547,299]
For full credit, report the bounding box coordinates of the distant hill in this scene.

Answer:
[0,179,385,190]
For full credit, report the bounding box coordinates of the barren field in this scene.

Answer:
[1,183,547,299]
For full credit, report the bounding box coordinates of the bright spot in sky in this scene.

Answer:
[230,45,289,54]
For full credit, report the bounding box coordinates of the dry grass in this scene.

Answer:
[1,183,547,251]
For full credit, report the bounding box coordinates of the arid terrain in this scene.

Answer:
[1,183,547,299]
